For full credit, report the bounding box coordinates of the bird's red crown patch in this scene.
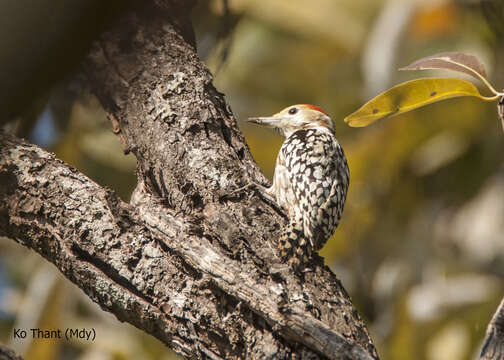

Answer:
[304,104,327,115]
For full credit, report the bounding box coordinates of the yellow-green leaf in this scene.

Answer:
[344,78,490,127]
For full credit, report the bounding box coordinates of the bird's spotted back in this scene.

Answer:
[276,128,349,267]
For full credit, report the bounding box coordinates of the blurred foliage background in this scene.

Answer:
[1,0,503,359]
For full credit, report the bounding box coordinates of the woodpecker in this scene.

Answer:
[247,104,349,269]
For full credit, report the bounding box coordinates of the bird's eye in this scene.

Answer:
[288,107,298,115]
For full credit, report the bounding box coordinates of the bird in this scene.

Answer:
[246,104,349,270]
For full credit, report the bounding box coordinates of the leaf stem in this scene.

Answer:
[449,60,500,96]
[476,73,500,96]
[481,94,500,101]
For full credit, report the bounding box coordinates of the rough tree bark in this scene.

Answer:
[0,345,23,360]
[0,1,378,359]
[480,298,504,360]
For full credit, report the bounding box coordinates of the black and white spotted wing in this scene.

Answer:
[281,128,349,251]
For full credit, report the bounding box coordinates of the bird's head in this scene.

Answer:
[247,104,334,138]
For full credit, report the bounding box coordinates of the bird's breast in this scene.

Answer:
[270,151,298,215]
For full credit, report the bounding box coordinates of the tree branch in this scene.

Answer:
[480,298,504,360]
[0,344,23,360]
[0,0,378,359]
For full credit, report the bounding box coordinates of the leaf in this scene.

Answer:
[344,78,489,127]
[400,52,488,84]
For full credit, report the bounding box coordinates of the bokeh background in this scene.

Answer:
[1,0,503,359]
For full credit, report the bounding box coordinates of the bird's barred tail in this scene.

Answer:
[279,213,312,270]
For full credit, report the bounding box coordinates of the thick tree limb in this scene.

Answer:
[0,132,374,358]
[480,298,504,360]
[0,0,378,359]
[0,345,23,360]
